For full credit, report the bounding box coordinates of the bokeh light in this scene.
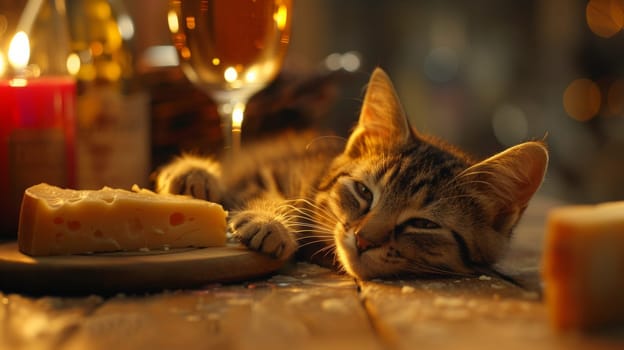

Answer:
[340,51,361,72]
[607,79,624,116]
[586,0,624,38]
[167,10,179,33]
[66,53,81,75]
[492,104,529,146]
[117,14,135,40]
[185,16,196,30]
[324,53,341,71]
[563,78,601,122]
[274,4,288,30]
[324,51,361,72]
[423,46,459,83]
[224,66,238,82]
[0,51,6,76]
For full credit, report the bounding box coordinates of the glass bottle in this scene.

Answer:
[66,0,150,190]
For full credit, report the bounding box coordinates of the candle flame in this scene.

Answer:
[8,31,30,70]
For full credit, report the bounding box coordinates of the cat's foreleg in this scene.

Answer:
[229,196,299,260]
[154,154,224,203]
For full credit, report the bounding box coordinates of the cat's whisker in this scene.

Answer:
[293,230,334,239]
[298,239,335,249]
[310,243,336,260]
[293,226,332,235]
[278,202,340,225]
[282,215,335,231]
[295,234,334,242]
[292,221,333,231]
[283,198,341,221]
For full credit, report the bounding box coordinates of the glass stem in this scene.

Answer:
[231,102,245,154]
[218,101,246,158]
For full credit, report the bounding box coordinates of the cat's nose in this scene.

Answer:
[354,231,377,253]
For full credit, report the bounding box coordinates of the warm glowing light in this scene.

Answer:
[274,5,288,30]
[325,53,342,71]
[143,45,179,67]
[180,46,191,59]
[341,51,361,72]
[106,20,122,51]
[0,51,6,77]
[9,78,27,87]
[79,63,97,81]
[324,52,362,72]
[8,31,30,70]
[224,66,238,82]
[245,68,257,83]
[185,16,196,30]
[117,14,135,40]
[212,57,220,65]
[66,53,81,75]
[101,61,121,81]
[607,79,624,116]
[232,103,245,129]
[586,0,624,38]
[91,0,111,19]
[91,41,104,56]
[167,10,179,33]
[563,78,601,121]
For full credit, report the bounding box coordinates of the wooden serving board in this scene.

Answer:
[0,242,285,295]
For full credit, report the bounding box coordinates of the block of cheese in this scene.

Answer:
[542,201,624,331]
[18,183,227,256]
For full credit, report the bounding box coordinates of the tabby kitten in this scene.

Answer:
[156,68,548,280]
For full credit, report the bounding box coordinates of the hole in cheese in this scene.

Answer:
[169,212,185,226]
[67,220,81,231]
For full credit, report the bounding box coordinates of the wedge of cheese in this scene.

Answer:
[542,202,624,331]
[18,183,227,256]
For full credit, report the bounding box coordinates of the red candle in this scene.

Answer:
[0,76,76,235]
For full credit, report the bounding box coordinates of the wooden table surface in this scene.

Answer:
[1,195,623,350]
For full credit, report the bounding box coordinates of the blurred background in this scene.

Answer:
[4,0,624,207]
[130,0,624,204]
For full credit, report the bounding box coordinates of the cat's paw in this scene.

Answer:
[155,155,223,202]
[230,210,297,260]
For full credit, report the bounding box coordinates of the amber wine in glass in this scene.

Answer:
[168,0,292,155]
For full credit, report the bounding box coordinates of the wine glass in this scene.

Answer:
[168,0,292,156]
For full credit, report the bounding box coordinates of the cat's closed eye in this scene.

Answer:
[402,217,441,230]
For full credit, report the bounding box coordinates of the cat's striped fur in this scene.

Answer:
[156,68,548,280]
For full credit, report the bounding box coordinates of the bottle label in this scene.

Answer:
[76,86,149,189]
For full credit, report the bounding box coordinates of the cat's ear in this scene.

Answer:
[461,141,548,233]
[346,68,412,156]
